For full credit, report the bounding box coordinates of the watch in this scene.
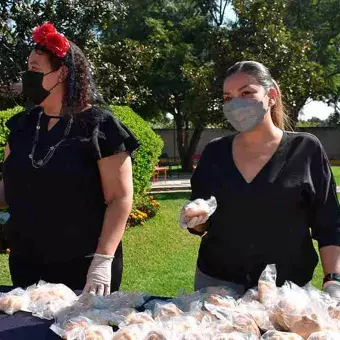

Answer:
[323,273,340,285]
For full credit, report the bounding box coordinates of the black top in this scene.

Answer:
[190,132,340,288]
[2,106,139,263]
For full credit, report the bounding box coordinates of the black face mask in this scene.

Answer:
[22,70,59,105]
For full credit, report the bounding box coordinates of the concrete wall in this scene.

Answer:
[154,127,340,160]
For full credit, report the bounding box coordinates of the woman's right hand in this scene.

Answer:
[179,196,217,229]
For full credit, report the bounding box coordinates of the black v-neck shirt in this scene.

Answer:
[190,132,340,288]
[2,106,139,263]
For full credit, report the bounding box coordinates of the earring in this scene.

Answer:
[270,99,275,106]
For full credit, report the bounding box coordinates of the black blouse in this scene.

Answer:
[190,132,340,288]
[2,106,139,263]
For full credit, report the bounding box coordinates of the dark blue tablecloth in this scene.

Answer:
[0,287,168,339]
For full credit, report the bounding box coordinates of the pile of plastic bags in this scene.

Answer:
[1,265,340,339]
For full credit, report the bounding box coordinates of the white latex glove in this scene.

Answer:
[83,254,114,296]
[179,196,217,229]
[324,281,340,300]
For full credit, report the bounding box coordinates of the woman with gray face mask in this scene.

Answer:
[179,61,340,299]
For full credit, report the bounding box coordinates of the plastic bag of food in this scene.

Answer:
[261,330,304,339]
[307,331,340,340]
[215,312,261,339]
[258,265,279,307]
[78,291,146,311]
[24,281,78,320]
[161,315,200,334]
[239,288,259,304]
[237,300,274,332]
[51,316,114,340]
[0,288,28,315]
[272,282,338,338]
[204,294,237,308]
[179,196,217,229]
[152,302,183,320]
[118,310,154,328]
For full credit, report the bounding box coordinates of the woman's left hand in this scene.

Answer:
[324,281,340,300]
[83,254,114,296]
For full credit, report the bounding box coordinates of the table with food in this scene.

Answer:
[1,265,340,340]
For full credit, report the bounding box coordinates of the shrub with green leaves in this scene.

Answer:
[111,105,163,201]
[0,106,23,159]
[0,105,163,204]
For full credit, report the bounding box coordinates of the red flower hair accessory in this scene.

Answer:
[32,22,70,58]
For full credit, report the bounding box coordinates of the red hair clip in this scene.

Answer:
[33,22,70,58]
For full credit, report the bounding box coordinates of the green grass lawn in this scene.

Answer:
[332,166,340,186]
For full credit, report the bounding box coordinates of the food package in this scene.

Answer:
[215,312,261,339]
[0,288,28,315]
[118,310,154,327]
[180,196,217,229]
[307,331,340,340]
[52,316,114,340]
[258,265,279,307]
[152,302,183,320]
[272,282,338,338]
[261,330,304,339]
[24,281,78,320]
[78,291,146,311]
[237,300,274,331]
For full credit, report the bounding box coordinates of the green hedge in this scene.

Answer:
[0,105,163,201]
[111,105,163,201]
[0,106,23,159]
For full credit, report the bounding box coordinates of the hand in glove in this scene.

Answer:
[179,196,217,229]
[83,254,114,296]
[324,281,340,300]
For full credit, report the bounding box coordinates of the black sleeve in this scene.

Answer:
[5,110,29,149]
[190,142,215,201]
[309,141,340,248]
[188,142,215,236]
[94,113,140,160]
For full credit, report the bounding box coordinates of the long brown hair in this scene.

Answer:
[225,61,289,130]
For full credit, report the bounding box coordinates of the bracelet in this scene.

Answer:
[323,273,340,285]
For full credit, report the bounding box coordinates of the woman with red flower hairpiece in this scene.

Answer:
[0,23,139,295]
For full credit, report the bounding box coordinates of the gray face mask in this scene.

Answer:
[223,98,268,132]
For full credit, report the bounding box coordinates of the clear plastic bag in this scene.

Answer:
[51,316,114,340]
[0,288,28,315]
[152,302,183,320]
[78,291,146,311]
[258,265,279,307]
[271,281,338,338]
[24,281,78,320]
[179,196,217,229]
[307,331,340,340]
[261,330,304,339]
[118,310,154,328]
[237,300,274,332]
[215,312,261,339]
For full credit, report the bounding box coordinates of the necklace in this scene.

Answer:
[29,110,73,169]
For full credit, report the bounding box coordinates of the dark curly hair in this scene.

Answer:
[34,42,105,116]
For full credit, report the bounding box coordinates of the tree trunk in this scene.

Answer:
[289,97,309,128]
[181,125,204,172]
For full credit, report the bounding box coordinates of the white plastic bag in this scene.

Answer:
[179,196,217,229]
[0,288,28,315]
[51,315,114,340]
[24,281,78,320]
